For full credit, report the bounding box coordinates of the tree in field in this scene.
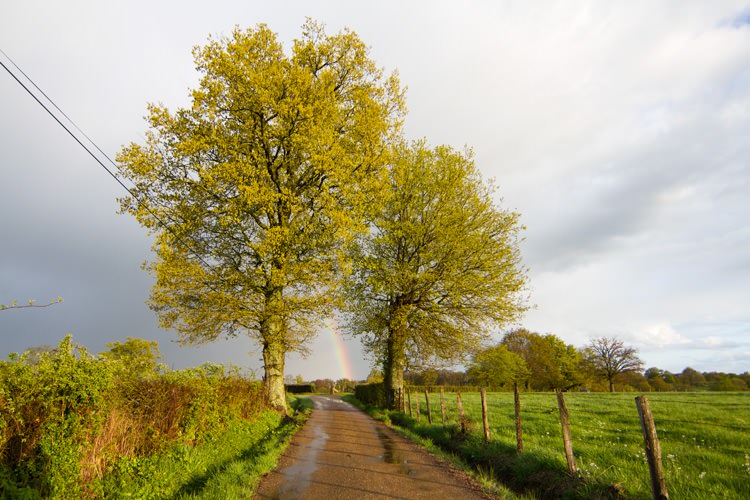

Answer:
[466,343,529,388]
[502,329,582,390]
[583,336,643,392]
[117,21,405,412]
[344,141,527,409]
[676,366,706,390]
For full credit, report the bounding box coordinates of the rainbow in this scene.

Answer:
[325,317,355,380]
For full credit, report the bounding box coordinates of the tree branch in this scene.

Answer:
[1,297,64,311]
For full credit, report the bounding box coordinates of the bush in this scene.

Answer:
[0,335,267,498]
[285,384,314,394]
[354,383,386,407]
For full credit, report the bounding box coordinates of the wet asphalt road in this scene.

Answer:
[254,395,492,500]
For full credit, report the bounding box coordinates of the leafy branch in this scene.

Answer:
[0,297,64,311]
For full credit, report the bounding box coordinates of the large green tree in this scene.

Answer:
[345,141,527,409]
[466,343,529,388]
[117,21,404,412]
[502,329,581,390]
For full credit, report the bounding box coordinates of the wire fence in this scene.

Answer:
[401,387,750,499]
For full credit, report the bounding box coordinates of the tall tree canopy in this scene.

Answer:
[466,343,529,388]
[502,329,582,391]
[117,21,404,412]
[345,141,527,408]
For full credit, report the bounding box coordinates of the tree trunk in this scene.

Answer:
[263,339,287,413]
[384,304,409,410]
[261,288,287,413]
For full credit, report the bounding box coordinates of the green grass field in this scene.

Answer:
[402,391,749,499]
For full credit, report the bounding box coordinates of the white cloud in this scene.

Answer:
[635,324,692,347]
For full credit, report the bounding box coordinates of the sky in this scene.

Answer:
[1,1,749,380]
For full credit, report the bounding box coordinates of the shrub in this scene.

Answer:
[0,335,267,498]
[285,384,314,394]
[354,383,386,407]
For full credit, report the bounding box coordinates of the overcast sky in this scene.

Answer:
[1,1,749,380]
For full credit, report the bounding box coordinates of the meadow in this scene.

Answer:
[396,391,750,499]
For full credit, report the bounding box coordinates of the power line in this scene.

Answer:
[0,49,249,315]
[0,48,120,175]
[0,51,134,197]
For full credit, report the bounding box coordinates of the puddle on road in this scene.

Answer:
[376,427,416,476]
[275,418,328,498]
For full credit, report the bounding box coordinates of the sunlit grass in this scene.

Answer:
[399,391,750,499]
[96,396,312,499]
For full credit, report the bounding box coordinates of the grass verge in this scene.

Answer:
[93,396,312,499]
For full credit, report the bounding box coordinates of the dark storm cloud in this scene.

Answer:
[2,1,749,377]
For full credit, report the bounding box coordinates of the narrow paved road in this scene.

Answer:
[254,396,492,499]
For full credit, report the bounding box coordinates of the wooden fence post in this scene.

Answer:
[415,391,421,423]
[636,396,669,500]
[407,389,412,418]
[457,391,466,433]
[440,387,446,429]
[555,389,577,473]
[514,382,523,453]
[480,388,491,443]
[425,389,433,424]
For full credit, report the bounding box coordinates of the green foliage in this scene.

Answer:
[354,383,386,407]
[116,20,405,412]
[466,343,529,387]
[0,335,269,498]
[285,384,314,394]
[503,329,582,391]
[0,335,111,497]
[345,140,527,407]
[335,378,357,392]
[405,368,467,386]
[99,337,163,377]
[366,368,384,383]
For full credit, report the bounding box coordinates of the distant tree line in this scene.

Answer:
[375,330,748,393]
[289,330,749,394]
